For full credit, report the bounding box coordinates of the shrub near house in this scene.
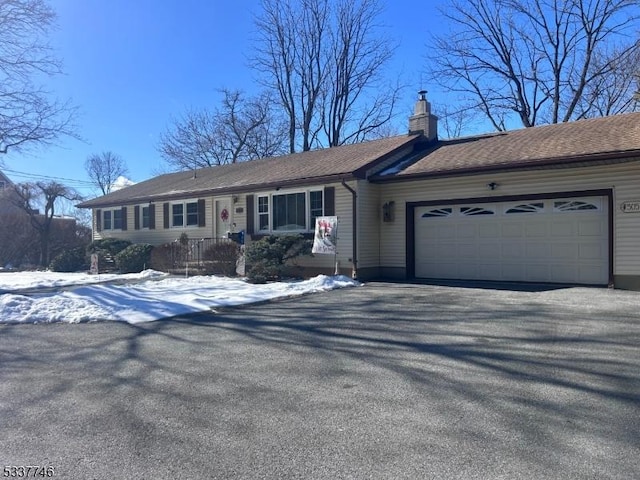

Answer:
[202,242,240,276]
[87,238,132,272]
[49,247,89,272]
[245,234,312,283]
[115,244,154,273]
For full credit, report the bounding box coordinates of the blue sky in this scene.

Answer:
[3,0,450,198]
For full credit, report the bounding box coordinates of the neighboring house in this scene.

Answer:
[0,170,19,215]
[77,93,640,290]
[0,170,78,267]
[0,169,10,192]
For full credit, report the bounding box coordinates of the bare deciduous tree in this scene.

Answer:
[579,47,640,118]
[10,181,82,266]
[435,104,478,139]
[427,0,640,130]
[0,0,78,155]
[85,151,129,195]
[253,0,399,152]
[254,0,328,152]
[158,89,287,171]
[323,0,399,146]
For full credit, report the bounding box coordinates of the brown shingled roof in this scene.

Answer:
[78,134,421,208]
[376,112,640,180]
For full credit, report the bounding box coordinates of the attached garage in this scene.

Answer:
[368,105,640,289]
[412,193,611,285]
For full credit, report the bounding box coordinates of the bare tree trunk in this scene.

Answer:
[253,0,399,151]
[323,0,398,146]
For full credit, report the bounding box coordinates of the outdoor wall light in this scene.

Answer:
[382,201,395,222]
[487,182,499,191]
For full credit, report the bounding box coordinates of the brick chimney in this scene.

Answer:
[409,90,438,140]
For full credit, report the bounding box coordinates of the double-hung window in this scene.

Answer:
[309,191,323,228]
[141,206,150,229]
[102,208,122,230]
[103,210,112,230]
[257,189,323,233]
[186,202,199,226]
[112,209,123,229]
[258,196,270,230]
[172,204,184,227]
[172,201,200,227]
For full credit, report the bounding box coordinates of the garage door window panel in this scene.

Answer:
[505,202,544,214]
[460,206,495,216]
[554,200,599,212]
[421,207,453,218]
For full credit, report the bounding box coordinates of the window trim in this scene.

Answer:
[101,208,124,231]
[255,188,324,234]
[169,199,202,229]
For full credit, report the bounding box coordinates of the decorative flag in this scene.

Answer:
[312,216,338,254]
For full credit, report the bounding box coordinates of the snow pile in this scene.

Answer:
[0,269,168,291]
[0,273,360,324]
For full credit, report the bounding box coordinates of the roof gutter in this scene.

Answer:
[341,178,358,280]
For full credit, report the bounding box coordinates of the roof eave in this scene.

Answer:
[76,173,358,209]
[370,149,640,183]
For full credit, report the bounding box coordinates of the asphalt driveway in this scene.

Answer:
[1,282,639,479]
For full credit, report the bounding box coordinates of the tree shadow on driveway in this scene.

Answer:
[1,282,639,479]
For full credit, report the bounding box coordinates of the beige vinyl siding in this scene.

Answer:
[356,180,381,269]
[242,182,355,272]
[379,159,640,276]
[230,196,247,235]
[356,142,422,271]
[92,198,215,245]
[292,181,354,272]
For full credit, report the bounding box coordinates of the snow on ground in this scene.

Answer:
[0,269,168,291]
[0,271,360,324]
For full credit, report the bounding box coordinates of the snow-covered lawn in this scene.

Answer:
[0,271,360,324]
[0,269,168,291]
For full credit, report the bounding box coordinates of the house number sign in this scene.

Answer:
[620,201,640,213]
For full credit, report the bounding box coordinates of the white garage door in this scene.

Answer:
[415,196,608,284]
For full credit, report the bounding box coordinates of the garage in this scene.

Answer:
[414,195,609,285]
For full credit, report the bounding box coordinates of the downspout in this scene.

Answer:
[341,179,357,279]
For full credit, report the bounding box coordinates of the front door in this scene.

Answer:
[215,197,233,239]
